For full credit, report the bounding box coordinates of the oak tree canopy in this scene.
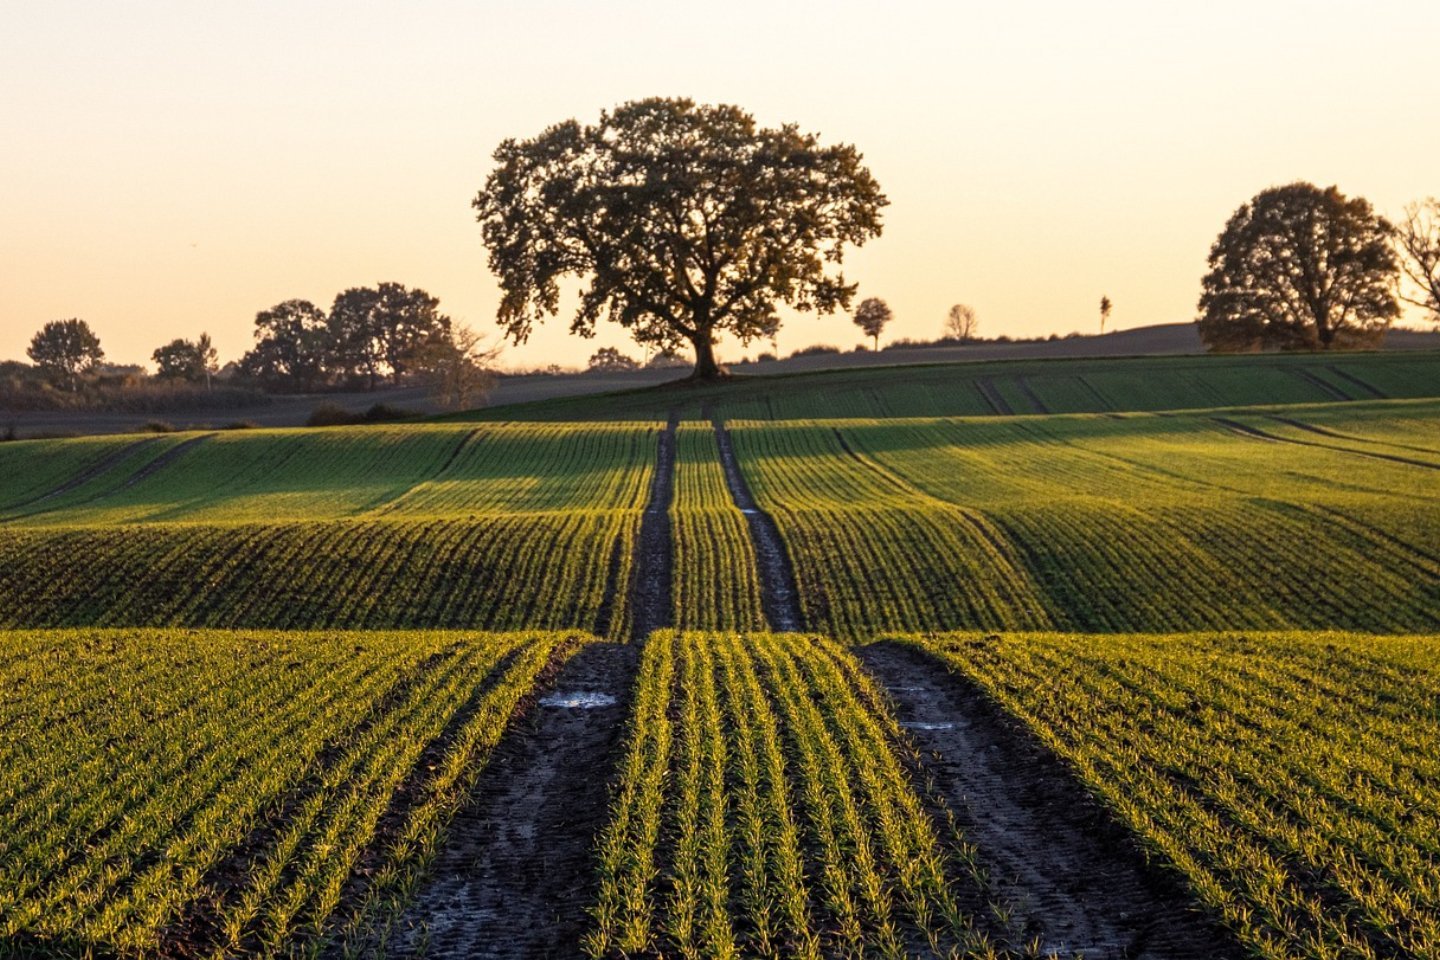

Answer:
[473,98,887,380]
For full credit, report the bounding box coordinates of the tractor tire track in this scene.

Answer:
[1015,376,1051,414]
[1326,365,1387,399]
[1287,367,1352,401]
[1266,415,1440,459]
[378,643,639,960]
[976,377,1014,415]
[8,434,214,522]
[1213,417,1440,471]
[0,436,164,516]
[630,413,678,640]
[367,427,486,516]
[710,416,803,631]
[860,641,1244,960]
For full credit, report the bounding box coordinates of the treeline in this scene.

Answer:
[6,283,497,412]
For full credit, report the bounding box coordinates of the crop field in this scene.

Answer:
[910,631,1440,960]
[0,627,586,957]
[3,353,1439,959]
[0,422,657,636]
[730,400,1440,638]
[457,351,1440,422]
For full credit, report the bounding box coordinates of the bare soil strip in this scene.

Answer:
[859,642,1244,960]
[382,643,639,959]
[1,436,162,515]
[711,417,804,631]
[631,413,678,639]
[1213,417,1440,470]
[1325,364,1388,399]
[975,377,1014,415]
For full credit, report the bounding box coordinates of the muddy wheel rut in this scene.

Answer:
[710,416,804,631]
[383,643,638,959]
[859,642,1243,960]
[374,418,679,956]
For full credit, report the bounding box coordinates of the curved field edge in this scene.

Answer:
[896,631,1440,960]
[0,628,593,959]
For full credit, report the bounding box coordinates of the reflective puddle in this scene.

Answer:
[899,721,955,731]
[539,691,618,709]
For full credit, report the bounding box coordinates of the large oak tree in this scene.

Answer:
[473,98,887,380]
[1197,183,1398,352]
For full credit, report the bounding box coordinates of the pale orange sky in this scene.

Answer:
[2,1,1436,371]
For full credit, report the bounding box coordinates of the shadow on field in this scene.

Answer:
[859,640,1244,960]
[0,934,120,959]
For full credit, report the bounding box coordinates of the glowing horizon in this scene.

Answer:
[2,0,1436,373]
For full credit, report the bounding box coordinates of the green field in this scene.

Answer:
[3,352,1439,958]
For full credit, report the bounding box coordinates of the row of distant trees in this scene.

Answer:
[20,282,499,409]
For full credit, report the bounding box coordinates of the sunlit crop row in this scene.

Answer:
[587,632,1007,959]
[0,628,584,958]
[913,631,1440,960]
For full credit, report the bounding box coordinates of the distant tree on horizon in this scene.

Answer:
[328,283,449,388]
[28,319,104,390]
[853,297,892,351]
[473,97,887,381]
[588,346,640,373]
[152,333,218,386]
[1395,198,1440,326]
[1198,183,1398,352]
[238,300,330,391]
[944,303,978,341]
[1100,296,1112,334]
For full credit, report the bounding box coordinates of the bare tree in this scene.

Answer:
[405,324,501,410]
[853,297,892,350]
[1395,198,1440,325]
[1099,296,1112,334]
[944,303,978,342]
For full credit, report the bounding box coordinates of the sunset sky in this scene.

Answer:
[2,0,1436,371]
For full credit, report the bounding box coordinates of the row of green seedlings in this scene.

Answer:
[0,628,580,957]
[670,424,767,632]
[0,513,637,637]
[586,632,1013,959]
[917,632,1440,960]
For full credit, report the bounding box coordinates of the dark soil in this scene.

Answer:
[859,642,1243,960]
[630,414,677,639]
[710,418,803,631]
[385,643,639,959]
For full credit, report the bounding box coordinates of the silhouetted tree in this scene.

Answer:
[1198,183,1398,351]
[28,319,104,390]
[588,347,640,372]
[853,297,892,350]
[944,303,978,341]
[474,97,887,380]
[152,333,218,385]
[239,300,330,391]
[1395,198,1440,325]
[328,283,449,388]
[1099,295,1112,334]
